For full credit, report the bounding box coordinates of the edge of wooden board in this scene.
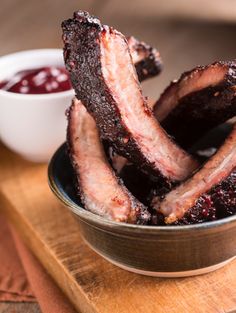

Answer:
[0,190,97,313]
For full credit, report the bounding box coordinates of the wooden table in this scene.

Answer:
[1,0,236,100]
[1,139,236,313]
[0,1,236,312]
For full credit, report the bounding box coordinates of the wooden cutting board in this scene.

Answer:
[1,142,236,313]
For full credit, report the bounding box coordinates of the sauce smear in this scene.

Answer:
[0,67,72,94]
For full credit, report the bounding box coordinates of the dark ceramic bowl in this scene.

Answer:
[48,125,236,277]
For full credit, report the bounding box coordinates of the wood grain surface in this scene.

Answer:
[1,143,236,313]
[0,303,40,313]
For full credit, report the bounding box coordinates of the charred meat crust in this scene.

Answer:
[175,169,236,224]
[151,169,236,225]
[62,11,198,185]
[67,98,150,224]
[154,124,236,224]
[127,36,162,82]
[154,61,236,148]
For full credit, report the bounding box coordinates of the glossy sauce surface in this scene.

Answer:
[0,67,72,94]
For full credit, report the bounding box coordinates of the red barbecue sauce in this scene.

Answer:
[0,67,72,94]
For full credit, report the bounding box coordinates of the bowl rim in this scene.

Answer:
[0,48,74,100]
[48,143,236,233]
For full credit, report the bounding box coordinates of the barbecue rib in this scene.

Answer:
[152,123,236,224]
[67,98,150,224]
[62,11,198,185]
[154,61,236,148]
[127,36,162,82]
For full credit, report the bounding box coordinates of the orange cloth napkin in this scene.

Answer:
[0,215,34,302]
[0,215,76,313]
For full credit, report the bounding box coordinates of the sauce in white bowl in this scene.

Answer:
[0,49,74,162]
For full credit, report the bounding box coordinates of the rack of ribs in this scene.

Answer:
[67,98,150,224]
[62,11,198,186]
[153,123,236,224]
[154,61,236,148]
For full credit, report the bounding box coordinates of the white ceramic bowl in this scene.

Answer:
[0,49,74,162]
